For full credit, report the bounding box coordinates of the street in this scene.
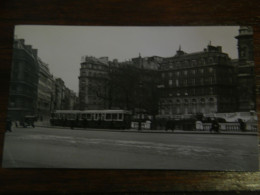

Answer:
[2,127,259,171]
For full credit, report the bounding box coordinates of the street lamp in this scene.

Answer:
[138,81,143,130]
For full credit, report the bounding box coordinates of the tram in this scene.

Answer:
[50,109,132,129]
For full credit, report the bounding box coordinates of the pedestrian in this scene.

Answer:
[165,120,170,131]
[238,119,246,131]
[165,120,175,131]
[31,120,35,128]
[6,119,12,132]
[70,120,74,130]
[83,118,88,129]
[210,118,220,133]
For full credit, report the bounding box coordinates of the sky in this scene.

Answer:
[14,25,240,94]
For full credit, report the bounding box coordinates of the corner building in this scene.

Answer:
[159,45,237,118]
[8,39,39,120]
[79,56,109,110]
[235,26,255,111]
[37,58,55,120]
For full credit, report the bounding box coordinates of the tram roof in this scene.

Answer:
[54,110,131,114]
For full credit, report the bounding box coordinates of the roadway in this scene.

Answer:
[2,126,259,171]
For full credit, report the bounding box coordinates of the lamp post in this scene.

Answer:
[138,81,143,130]
[157,84,165,116]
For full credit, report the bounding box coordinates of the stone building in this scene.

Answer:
[132,54,163,70]
[158,45,236,118]
[54,78,65,110]
[78,27,254,118]
[235,26,256,111]
[79,56,109,110]
[8,39,39,121]
[79,55,162,112]
[37,58,55,120]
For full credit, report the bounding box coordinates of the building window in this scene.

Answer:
[200,78,204,85]
[176,79,179,87]
[162,73,165,78]
[169,80,173,86]
[183,79,187,86]
[209,97,215,103]
[200,98,205,104]
[192,60,197,66]
[209,87,213,94]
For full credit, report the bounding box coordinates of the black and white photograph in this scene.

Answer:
[2,25,258,171]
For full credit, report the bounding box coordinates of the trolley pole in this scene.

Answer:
[138,81,143,131]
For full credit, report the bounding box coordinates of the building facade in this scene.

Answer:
[235,26,256,111]
[8,39,39,121]
[79,56,109,110]
[158,45,236,118]
[9,38,78,122]
[78,27,255,118]
[37,58,55,120]
[79,55,162,112]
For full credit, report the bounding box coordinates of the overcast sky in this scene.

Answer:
[14,25,240,94]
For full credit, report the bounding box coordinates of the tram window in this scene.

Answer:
[86,114,91,120]
[118,113,123,120]
[82,114,86,119]
[106,114,112,120]
[112,114,117,120]
[95,113,98,120]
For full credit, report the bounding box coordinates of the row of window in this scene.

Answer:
[81,70,107,78]
[161,97,216,105]
[54,112,124,121]
[164,86,235,97]
[9,97,36,108]
[162,56,229,70]
[81,63,107,71]
[161,67,218,78]
[167,77,218,87]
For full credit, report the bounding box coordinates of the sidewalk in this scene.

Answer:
[34,121,258,136]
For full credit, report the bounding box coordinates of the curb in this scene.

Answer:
[34,125,258,136]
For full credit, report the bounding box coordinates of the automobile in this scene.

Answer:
[20,115,36,128]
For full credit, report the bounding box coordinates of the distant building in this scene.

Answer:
[158,44,236,118]
[79,55,162,111]
[132,54,163,70]
[8,39,39,121]
[235,26,255,111]
[78,26,255,118]
[37,58,54,120]
[54,78,65,110]
[79,56,109,110]
[9,38,78,121]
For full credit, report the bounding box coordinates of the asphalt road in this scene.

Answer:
[2,127,259,171]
